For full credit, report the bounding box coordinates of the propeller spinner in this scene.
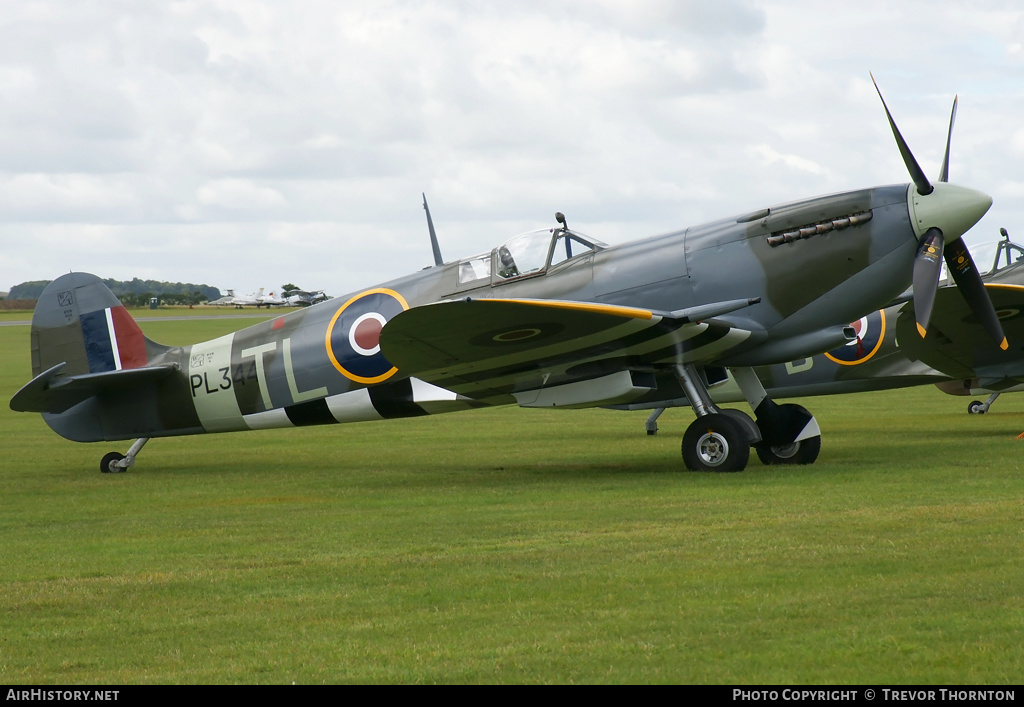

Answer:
[872,75,1006,351]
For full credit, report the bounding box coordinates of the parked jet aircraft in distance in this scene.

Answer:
[219,288,264,308]
[9,77,1009,473]
[258,291,288,308]
[205,288,289,308]
[204,289,237,307]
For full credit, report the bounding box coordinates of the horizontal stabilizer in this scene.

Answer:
[11,361,177,414]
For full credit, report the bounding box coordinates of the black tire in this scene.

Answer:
[757,402,812,442]
[100,451,126,474]
[755,435,821,465]
[967,400,985,415]
[682,413,750,472]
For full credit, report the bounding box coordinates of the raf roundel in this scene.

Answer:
[824,309,886,366]
[350,312,387,355]
[326,289,410,384]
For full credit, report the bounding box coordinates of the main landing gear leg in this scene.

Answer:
[100,438,150,474]
[675,364,759,472]
[731,368,821,466]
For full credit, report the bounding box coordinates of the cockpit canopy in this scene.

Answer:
[457,228,606,287]
[940,234,1024,284]
[978,237,1024,276]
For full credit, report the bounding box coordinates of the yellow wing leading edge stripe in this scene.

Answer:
[485,298,655,320]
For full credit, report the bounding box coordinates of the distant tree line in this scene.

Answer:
[8,278,222,306]
[118,291,212,307]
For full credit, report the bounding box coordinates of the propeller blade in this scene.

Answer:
[871,73,933,196]
[943,239,1009,350]
[938,96,957,183]
[912,228,945,337]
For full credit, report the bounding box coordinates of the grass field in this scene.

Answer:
[2,316,1022,684]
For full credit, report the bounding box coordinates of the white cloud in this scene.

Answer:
[0,173,139,218]
[750,145,826,176]
[1,0,1021,294]
[195,178,288,210]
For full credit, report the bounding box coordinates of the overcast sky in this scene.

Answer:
[2,1,1022,297]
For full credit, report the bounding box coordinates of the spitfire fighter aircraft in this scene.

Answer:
[637,227,1024,444]
[9,79,1008,472]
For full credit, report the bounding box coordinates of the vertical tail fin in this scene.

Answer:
[30,272,168,378]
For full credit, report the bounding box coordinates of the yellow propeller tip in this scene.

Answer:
[916,323,927,338]
[1000,338,1009,351]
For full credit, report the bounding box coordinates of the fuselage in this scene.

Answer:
[38,183,943,442]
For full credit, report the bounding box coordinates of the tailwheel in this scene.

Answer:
[967,392,1000,415]
[100,452,127,474]
[682,413,750,472]
[755,436,821,465]
[98,438,150,474]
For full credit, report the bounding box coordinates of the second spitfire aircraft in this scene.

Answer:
[9,79,1008,473]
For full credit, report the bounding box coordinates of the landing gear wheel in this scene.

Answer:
[968,400,985,415]
[100,451,127,474]
[682,413,750,472]
[755,435,821,465]
[754,403,821,466]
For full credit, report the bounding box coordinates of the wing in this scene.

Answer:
[895,283,1024,384]
[379,297,759,407]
